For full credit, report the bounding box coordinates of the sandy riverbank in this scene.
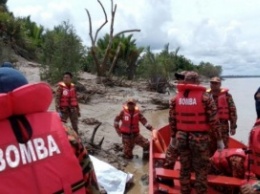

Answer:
[16,59,173,193]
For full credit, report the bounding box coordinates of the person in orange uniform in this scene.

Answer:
[167,71,224,194]
[114,98,154,159]
[207,77,237,155]
[55,72,80,133]
[0,67,100,194]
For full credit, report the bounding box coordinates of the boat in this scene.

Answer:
[149,125,256,194]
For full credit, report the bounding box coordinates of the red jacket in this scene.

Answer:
[119,105,140,134]
[249,119,260,178]
[175,84,210,132]
[211,148,246,174]
[0,83,85,194]
[58,82,78,107]
[207,88,230,120]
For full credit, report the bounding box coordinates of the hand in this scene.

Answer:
[116,131,121,137]
[58,112,62,118]
[78,112,81,117]
[146,124,153,131]
[230,128,236,136]
[116,128,121,137]
[217,139,225,151]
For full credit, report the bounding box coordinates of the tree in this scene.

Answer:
[198,62,222,78]
[0,0,8,12]
[40,21,85,84]
[85,0,140,82]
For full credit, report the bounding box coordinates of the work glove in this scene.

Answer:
[217,139,225,151]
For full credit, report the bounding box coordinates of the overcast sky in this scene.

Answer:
[7,0,260,75]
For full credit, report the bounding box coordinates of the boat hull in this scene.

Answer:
[149,125,252,194]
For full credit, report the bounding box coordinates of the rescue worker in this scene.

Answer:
[55,72,80,133]
[240,118,260,194]
[254,87,260,119]
[210,148,247,179]
[164,71,188,169]
[210,117,260,194]
[0,67,100,194]
[209,147,248,194]
[114,98,154,159]
[167,71,224,194]
[207,76,237,155]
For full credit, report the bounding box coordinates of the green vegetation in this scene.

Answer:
[0,0,222,85]
[40,21,85,84]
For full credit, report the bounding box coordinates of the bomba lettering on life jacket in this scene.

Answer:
[0,135,61,172]
[178,98,197,105]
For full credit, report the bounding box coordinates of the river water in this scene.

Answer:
[126,77,260,194]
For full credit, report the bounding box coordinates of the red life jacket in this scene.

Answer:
[175,84,210,132]
[119,105,140,134]
[0,83,85,194]
[249,119,260,177]
[207,88,230,120]
[211,148,247,174]
[58,82,78,107]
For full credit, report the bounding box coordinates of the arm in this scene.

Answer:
[55,85,62,112]
[203,92,222,140]
[74,87,81,116]
[114,111,123,136]
[64,125,100,194]
[169,97,177,138]
[139,112,153,130]
[227,93,237,131]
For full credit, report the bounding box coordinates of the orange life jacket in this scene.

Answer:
[120,105,140,134]
[211,148,247,174]
[207,88,230,120]
[175,84,210,132]
[0,83,85,194]
[58,82,78,107]
[249,119,260,177]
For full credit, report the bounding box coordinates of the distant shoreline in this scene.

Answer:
[221,75,260,78]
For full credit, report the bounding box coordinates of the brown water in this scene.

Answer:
[126,77,260,193]
[126,110,169,194]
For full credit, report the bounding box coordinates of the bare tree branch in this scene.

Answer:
[102,0,117,71]
[85,9,94,46]
[114,29,141,38]
[94,0,108,44]
[108,43,122,76]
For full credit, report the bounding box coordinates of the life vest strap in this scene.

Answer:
[53,179,85,194]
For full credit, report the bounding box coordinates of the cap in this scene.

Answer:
[174,71,187,80]
[210,77,221,83]
[0,68,28,93]
[1,62,14,68]
[184,71,199,83]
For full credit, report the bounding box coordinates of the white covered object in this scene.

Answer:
[90,155,133,194]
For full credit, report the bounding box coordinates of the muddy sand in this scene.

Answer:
[16,60,172,194]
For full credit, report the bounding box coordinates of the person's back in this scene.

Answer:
[168,71,224,194]
[0,68,86,193]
